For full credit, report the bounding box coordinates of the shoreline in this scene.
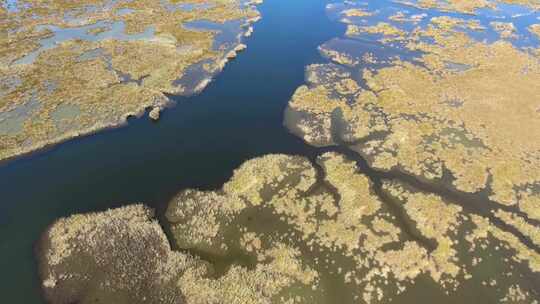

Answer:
[0,11,262,167]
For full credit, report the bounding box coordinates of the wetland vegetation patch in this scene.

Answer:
[40,153,540,303]
[283,0,540,301]
[286,0,540,218]
[0,0,262,162]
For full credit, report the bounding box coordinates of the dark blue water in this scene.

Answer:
[0,0,343,302]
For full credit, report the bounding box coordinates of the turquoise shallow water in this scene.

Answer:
[0,0,342,302]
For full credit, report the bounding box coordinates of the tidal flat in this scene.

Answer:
[4,0,540,303]
[0,0,262,162]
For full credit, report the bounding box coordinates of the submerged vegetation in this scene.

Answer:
[0,0,261,162]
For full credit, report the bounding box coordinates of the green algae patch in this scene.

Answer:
[0,0,262,162]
